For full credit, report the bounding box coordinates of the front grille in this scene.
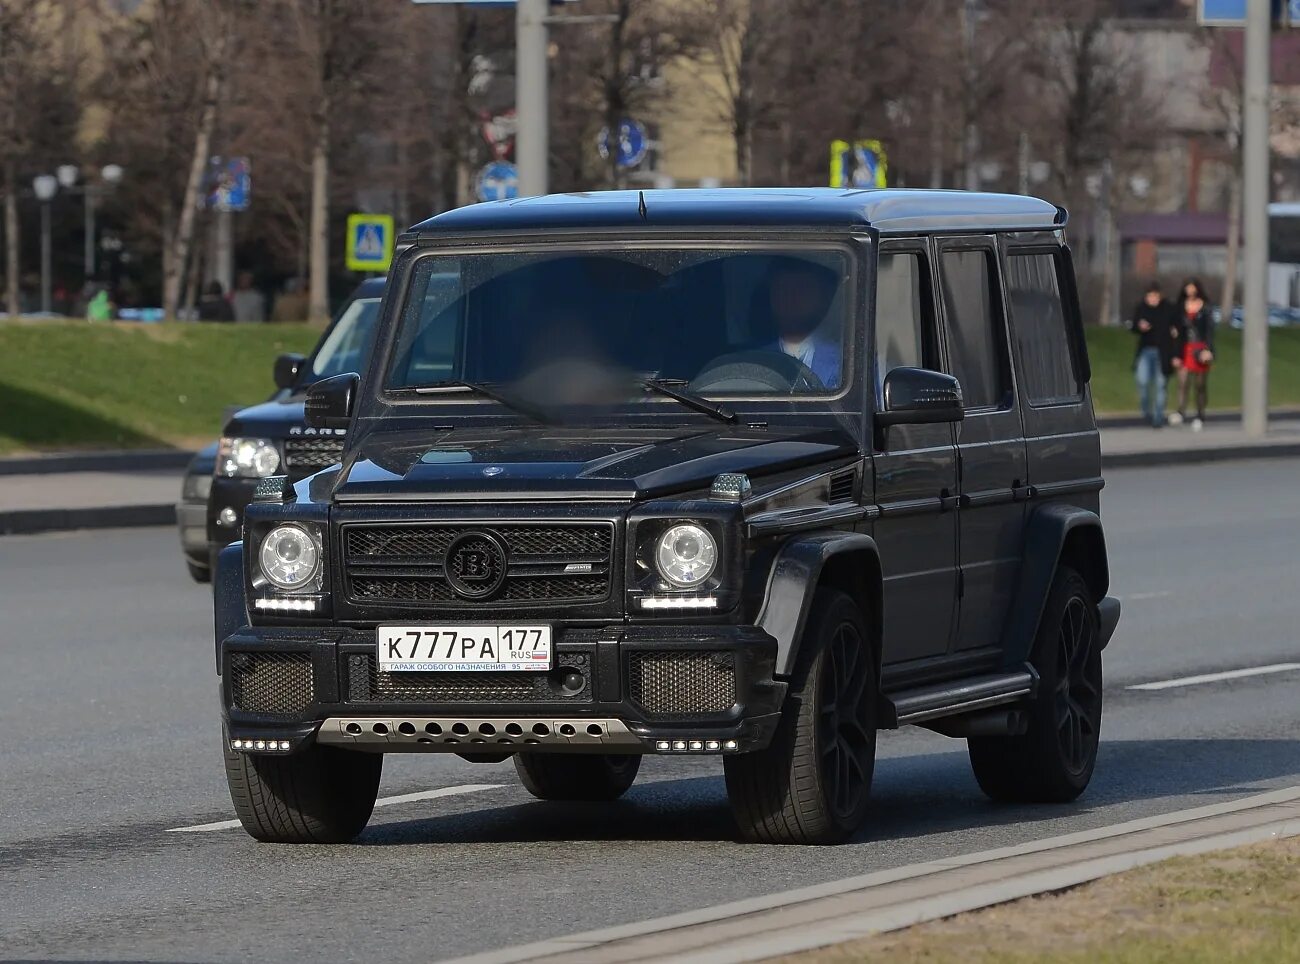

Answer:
[627,651,736,717]
[344,653,592,704]
[284,437,344,480]
[230,652,313,716]
[343,522,614,609]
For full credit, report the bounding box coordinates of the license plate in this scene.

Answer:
[376,625,552,672]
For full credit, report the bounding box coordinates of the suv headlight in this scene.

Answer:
[218,437,281,478]
[258,524,320,591]
[655,523,717,588]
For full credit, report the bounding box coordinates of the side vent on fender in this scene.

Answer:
[828,470,855,504]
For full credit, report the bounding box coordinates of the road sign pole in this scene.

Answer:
[515,0,548,197]
[1242,0,1271,437]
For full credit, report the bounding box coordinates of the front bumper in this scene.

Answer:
[177,499,209,565]
[220,623,785,756]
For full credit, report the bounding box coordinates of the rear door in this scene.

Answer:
[870,239,959,664]
[933,236,1028,655]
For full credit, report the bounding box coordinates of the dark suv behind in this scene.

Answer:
[214,189,1119,845]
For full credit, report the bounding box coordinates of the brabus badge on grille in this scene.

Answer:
[482,465,504,476]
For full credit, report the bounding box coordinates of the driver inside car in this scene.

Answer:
[764,257,842,389]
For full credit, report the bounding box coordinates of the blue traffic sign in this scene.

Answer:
[346,214,394,272]
[1198,0,1292,24]
[206,156,250,211]
[476,161,519,202]
[597,119,648,169]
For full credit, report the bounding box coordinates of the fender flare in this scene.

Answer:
[1001,503,1112,663]
[756,531,881,677]
[214,541,246,673]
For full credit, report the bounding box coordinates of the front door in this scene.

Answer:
[870,240,958,665]
[933,236,1028,653]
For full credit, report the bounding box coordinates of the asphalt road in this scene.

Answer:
[2,458,1299,962]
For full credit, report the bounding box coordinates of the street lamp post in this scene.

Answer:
[52,163,124,283]
[32,175,57,315]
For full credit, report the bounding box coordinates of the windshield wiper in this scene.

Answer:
[406,380,553,424]
[639,377,737,424]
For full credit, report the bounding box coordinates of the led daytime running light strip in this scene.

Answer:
[254,597,318,612]
[231,739,292,752]
[655,739,737,752]
[639,596,718,610]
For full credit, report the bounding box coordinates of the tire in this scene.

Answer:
[186,559,211,583]
[724,588,877,845]
[223,740,382,843]
[968,566,1102,803]
[514,753,641,801]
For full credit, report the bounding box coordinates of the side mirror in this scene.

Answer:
[304,372,359,430]
[273,352,306,390]
[877,367,964,427]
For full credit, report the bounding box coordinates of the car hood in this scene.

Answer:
[330,425,859,502]
[223,397,308,439]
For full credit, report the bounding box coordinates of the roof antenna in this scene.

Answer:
[638,190,648,221]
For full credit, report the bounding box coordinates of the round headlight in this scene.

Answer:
[259,525,319,591]
[655,524,717,588]
[220,437,281,478]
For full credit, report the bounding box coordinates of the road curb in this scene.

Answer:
[446,786,1300,964]
[1103,440,1300,468]
[0,449,196,476]
[0,504,176,536]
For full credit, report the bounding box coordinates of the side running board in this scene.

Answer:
[882,666,1037,728]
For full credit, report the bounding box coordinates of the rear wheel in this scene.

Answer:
[514,753,641,801]
[968,566,1102,803]
[223,740,382,843]
[724,588,876,844]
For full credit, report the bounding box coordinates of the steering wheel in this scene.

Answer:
[689,350,826,395]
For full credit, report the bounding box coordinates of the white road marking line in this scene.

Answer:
[1121,590,1175,601]
[166,782,504,833]
[1127,663,1300,691]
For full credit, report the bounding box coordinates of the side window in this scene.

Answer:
[874,250,934,391]
[1005,252,1080,405]
[937,247,1010,410]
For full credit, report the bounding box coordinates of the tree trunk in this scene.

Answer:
[1221,168,1242,315]
[4,159,18,317]
[308,106,330,324]
[164,34,226,320]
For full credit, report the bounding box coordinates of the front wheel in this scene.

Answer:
[968,566,1102,803]
[724,588,877,845]
[223,740,382,843]
[514,753,641,801]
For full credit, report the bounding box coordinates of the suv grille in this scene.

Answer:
[344,653,592,704]
[343,523,614,609]
[229,652,313,716]
[284,437,344,480]
[627,651,736,717]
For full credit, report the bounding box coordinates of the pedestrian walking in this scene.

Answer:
[197,280,235,322]
[1128,281,1181,428]
[1170,278,1215,431]
[85,287,114,322]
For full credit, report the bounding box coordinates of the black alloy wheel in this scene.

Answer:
[819,618,875,822]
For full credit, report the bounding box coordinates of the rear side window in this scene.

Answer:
[874,252,932,387]
[937,248,1010,410]
[1005,253,1080,405]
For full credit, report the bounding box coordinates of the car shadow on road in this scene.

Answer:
[356,737,1300,848]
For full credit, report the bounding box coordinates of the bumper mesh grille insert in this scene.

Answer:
[349,575,607,604]
[230,652,313,716]
[627,651,736,717]
[345,653,591,704]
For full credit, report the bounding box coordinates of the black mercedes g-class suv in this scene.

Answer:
[214,189,1120,846]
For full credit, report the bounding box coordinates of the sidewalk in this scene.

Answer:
[1,422,1298,535]
[0,470,178,535]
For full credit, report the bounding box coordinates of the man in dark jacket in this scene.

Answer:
[1129,281,1180,428]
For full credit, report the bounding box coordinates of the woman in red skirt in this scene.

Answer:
[1172,278,1215,431]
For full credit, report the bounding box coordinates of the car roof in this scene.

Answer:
[405,188,1065,238]
[352,276,387,297]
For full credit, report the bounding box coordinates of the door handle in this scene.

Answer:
[1011,481,1035,502]
[939,487,961,512]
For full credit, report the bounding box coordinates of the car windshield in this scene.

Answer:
[308,296,382,382]
[386,246,852,404]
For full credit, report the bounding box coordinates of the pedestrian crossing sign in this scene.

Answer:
[346,213,395,272]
